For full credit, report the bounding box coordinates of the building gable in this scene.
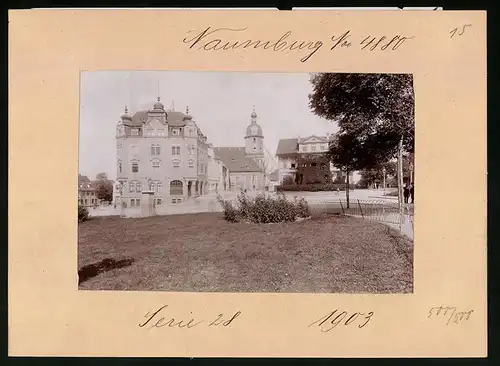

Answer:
[299,135,328,144]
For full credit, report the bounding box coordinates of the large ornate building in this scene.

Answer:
[114,98,266,207]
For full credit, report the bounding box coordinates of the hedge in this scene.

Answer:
[276,183,356,192]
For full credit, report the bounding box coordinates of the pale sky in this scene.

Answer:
[79,71,338,181]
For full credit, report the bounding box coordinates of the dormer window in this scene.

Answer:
[131,128,139,136]
[172,128,180,135]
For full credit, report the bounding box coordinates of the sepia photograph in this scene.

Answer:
[78,71,415,293]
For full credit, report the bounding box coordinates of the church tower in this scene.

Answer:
[244,107,265,167]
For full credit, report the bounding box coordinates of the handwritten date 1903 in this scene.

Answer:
[309,310,374,332]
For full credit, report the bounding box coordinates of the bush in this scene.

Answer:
[78,204,90,223]
[276,183,356,192]
[216,191,311,224]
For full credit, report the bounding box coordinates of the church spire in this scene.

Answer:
[251,106,257,122]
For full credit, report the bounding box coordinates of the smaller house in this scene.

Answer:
[275,134,361,185]
[78,174,100,207]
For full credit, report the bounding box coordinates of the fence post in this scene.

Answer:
[339,199,345,215]
[357,199,364,219]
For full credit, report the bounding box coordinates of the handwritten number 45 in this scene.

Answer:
[450,24,472,38]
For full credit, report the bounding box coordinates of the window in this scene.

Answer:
[253,138,256,142]
[154,198,162,206]
[130,198,141,207]
[156,182,163,193]
[149,181,156,191]
[118,161,122,173]
[188,145,195,155]
[150,144,160,156]
[146,129,153,136]
[291,163,296,168]
[157,129,165,137]
[311,162,317,167]
[188,128,193,137]
[188,159,195,168]
[170,180,183,195]
[132,162,139,173]
[173,159,180,168]
[172,128,180,135]
[131,128,139,136]
[129,182,135,192]
[172,145,181,155]
[311,145,316,152]
[152,160,160,168]
[136,182,142,192]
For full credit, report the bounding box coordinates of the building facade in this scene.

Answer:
[275,134,360,185]
[78,174,99,207]
[212,109,266,192]
[115,99,266,207]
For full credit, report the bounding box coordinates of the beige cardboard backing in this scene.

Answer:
[8,10,487,357]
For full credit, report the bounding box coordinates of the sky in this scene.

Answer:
[79,71,338,181]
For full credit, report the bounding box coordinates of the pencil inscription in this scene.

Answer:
[427,306,474,326]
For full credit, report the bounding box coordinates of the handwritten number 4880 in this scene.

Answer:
[450,24,472,39]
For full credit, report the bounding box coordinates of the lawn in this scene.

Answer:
[78,213,413,293]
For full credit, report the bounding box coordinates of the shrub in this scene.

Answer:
[217,191,311,224]
[78,204,90,223]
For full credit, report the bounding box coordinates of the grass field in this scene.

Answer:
[78,212,413,293]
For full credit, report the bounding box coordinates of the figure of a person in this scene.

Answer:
[410,184,414,204]
[403,184,410,204]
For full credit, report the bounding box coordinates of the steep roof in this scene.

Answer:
[78,174,94,190]
[128,110,189,127]
[276,134,335,156]
[213,147,262,173]
[275,138,299,156]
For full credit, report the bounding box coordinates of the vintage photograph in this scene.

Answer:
[78,71,415,293]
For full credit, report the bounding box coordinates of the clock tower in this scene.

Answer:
[244,108,265,168]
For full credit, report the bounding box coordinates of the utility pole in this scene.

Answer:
[382,166,386,195]
[397,136,404,230]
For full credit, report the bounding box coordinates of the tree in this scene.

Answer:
[328,132,365,208]
[295,154,332,185]
[94,172,112,203]
[96,172,108,181]
[309,73,415,206]
[95,182,113,202]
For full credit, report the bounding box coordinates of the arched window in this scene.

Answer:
[170,180,183,195]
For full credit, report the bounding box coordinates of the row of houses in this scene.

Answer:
[81,100,361,208]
